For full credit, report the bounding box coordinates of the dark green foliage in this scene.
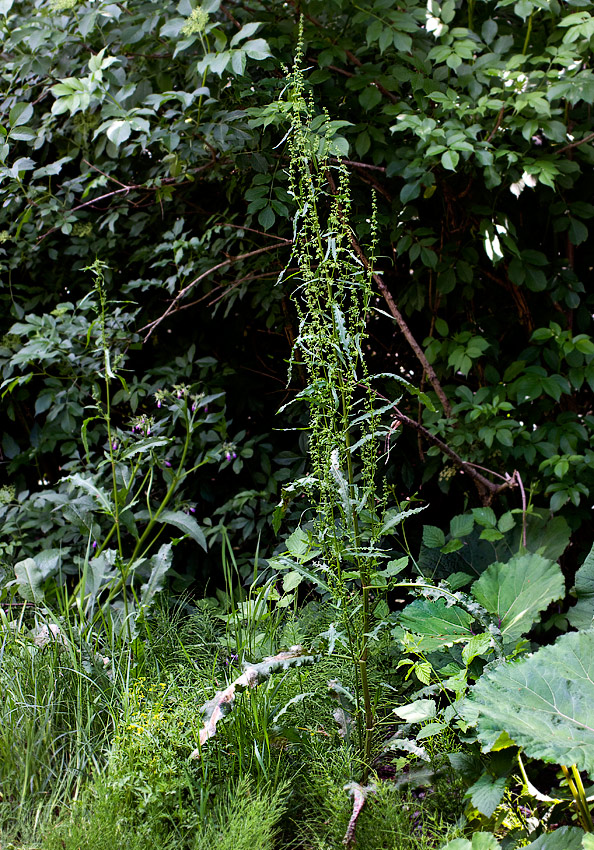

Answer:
[2,0,594,589]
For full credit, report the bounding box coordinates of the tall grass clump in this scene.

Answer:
[0,607,128,842]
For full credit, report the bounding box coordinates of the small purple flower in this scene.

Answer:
[225,452,232,461]
[189,506,195,513]
[164,461,172,468]
[192,402,197,412]
[157,400,161,408]
[92,540,97,550]
[112,441,118,451]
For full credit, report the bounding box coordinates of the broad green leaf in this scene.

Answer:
[472,507,497,528]
[69,473,114,515]
[471,554,565,644]
[568,542,594,630]
[441,835,501,850]
[14,549,61,603]
[140,543,173,611]
[399,598,474,647]
[9,102,33,127]
[441,149,459,171]
[523,827,585,850]
[242,38,272,60]
[106,120,132,147]
[119,436,172,459]
[14,558,46,603]
[282,570,303,592]
[286,527,309,558]
[450,513,475,538]
[230,21,262,46]
[416,721,447,739]
[462,633,492,666]
[465,630,594,776]
[465,773,506,817]
[422,525,446,548]
[393,698,436,723]
[156,510,207,550]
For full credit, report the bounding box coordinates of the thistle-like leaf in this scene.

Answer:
[191,647,318,757]
[343,781,377,848]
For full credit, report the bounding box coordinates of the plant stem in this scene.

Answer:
[561,764,594,832]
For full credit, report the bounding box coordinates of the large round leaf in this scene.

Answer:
[465,630,594,776]
[471,553,565,645]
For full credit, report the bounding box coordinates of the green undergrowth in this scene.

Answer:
[0,600,464,850]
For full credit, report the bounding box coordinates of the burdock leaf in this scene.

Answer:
[472,553,565,644]
[464,630,594,776]
[399,598,474,646]
[568,542,594,630]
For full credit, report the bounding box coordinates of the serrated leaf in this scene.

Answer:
[465,630,594,775]
[466,773,506,817]
[462,633,492,666]
[450,514,475,538]
[156,510,207,550]
[472,507,497,527]
[191,647,318,755]
[399,598,474,647]
[472,554,565,644]
[568,542,594,630]
[423,525,446,548]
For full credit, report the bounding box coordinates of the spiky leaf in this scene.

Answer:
[465,773,506,817]
[191,647,318,756]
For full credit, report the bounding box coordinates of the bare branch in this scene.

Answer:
[391,408,515,505]
[140,241,292,341]
[556,131,594,155]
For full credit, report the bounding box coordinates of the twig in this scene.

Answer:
[486,106,505,143]
[36,161,222,243]
[391,408,515,505]
[329,157,387,174]
[556,131,594,155]
[140,241,292,340]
